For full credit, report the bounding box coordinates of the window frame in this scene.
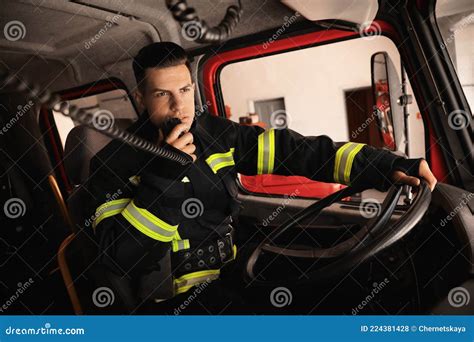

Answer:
[197,21,427,199]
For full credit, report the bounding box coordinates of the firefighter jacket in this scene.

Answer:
[84,111,421,299]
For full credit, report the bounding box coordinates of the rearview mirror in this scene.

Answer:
[371,51,405,152]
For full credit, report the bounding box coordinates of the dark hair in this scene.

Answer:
[132,42,192,90]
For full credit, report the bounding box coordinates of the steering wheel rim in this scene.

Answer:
[244,180,431,286]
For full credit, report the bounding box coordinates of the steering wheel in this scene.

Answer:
[244,181,431,286]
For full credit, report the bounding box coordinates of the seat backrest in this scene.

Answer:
[63,119,135,186]
[62,119,138,313]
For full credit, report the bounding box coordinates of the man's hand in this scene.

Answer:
[391,159,437,191]
[163,122,197,162]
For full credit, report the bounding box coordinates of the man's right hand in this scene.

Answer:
[163,122,197,162]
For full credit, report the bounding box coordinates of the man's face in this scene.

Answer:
[135,64,195,129]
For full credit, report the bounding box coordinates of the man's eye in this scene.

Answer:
[154,92,168,98]
[181,87,191,93]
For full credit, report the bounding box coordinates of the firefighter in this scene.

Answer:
[85,42,437,313]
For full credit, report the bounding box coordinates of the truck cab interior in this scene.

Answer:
[0,0,473,315]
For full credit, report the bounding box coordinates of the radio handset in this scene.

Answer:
[161,117,183,139]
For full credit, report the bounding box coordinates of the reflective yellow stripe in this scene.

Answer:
[172,239,190,252]
[268,129,275,173]
[121,201,178,242]
[174,269,220,295]
[206,148,234,164]
[257,129,275,174]
[257,133,264,174]
[333,142,365,184]
[92,198,132,229]
[205,148,235,174]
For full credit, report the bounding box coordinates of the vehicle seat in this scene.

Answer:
[63,119,135,186]
[58,118,138,313]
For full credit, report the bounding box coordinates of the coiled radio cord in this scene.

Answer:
[0,69,192,165]
[166,0,243,43]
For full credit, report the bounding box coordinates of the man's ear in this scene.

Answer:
[133,88,146,114]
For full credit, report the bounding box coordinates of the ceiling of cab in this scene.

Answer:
[0,0,298,90]
[282,0,378,25]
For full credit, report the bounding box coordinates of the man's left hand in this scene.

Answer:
[391,159,438,191]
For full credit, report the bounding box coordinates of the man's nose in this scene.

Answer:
[170,94,185,113]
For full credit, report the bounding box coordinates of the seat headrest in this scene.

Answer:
[63,119,134,186]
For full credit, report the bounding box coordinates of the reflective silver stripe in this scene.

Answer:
[205,149,235,174]
[334,142,365,184]
[121,201,178,242]
[172,239,190,252]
